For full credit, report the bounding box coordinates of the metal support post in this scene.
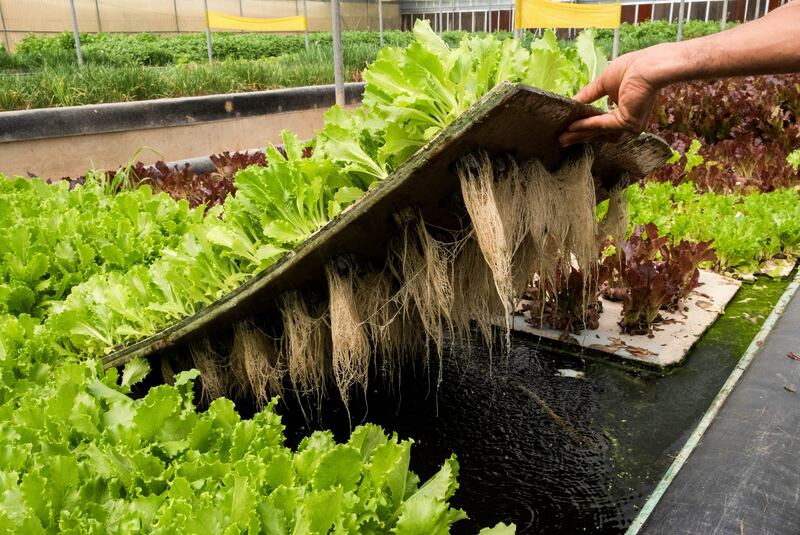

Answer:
[240,0,244,16]
[676,0,686,40]
[634,3,639,23]
[303,0,310,48]
[365,0,370,31]
[173,0,180,31]
[94,0,102,32]
[378,0,384,46]
[202,0,213,62]
[0,0,9,52]
[669,1,674,22]
[511,7,517,36]
[721,0,729,28]
[612,27,620,59]
[705,0,711,21]
[68,0,83,65]
[331,0,345,107]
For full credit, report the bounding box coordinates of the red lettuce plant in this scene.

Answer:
[650,74,800,148]
[49,150,273,208]
[524,262,602,333]
[209,150,267,178]
[646,132,800,193]
[119,161,236,209]
[602,224,716,334]
[661,240,717,308]
[646,74,800,194]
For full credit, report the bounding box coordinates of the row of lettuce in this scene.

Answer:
[3,20,725,71]
[602,70,800,333]
[647,74,800,193]
[0,21,729,112]
[0,22,608,532]
[2,357,521,533]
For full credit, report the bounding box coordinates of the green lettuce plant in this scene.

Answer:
[599,181,800,277]
[0,355,514,533]
[788,148,800,171]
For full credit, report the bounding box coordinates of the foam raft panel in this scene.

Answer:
[102,81,672,369]
[511,270,742,368]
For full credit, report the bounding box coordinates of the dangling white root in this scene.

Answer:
[389,210,456,374]
[598,180,629,247]
[326,259,371,412]
[458,155,529,348]
[190,339,226,404]
[229,321,284,409]
[281,291,330,400]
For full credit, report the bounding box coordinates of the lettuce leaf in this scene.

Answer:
[0,359,491,533]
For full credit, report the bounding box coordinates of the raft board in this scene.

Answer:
[511,270,742,369]
[103,81,672,369]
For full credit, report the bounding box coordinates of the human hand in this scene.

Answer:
[559,51,663,146]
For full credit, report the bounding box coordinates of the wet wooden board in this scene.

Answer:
[511,270,742,369]
[103,82,671,369]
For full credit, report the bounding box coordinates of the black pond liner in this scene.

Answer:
[265,278,791,534]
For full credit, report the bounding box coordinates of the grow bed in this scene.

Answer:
[102,81,670,369]
[274,276,793,534]
[512,270,742,368]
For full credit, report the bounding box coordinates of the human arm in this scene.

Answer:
[559,0,800,146]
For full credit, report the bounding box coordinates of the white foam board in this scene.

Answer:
[511,270,742,368]
[737,257,797,281]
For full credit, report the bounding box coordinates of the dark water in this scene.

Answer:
[276,279,788,534]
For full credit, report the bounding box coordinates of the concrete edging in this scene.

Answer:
[0,82,366,143]
[0,83,365,179]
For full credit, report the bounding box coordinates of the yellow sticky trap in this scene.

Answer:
[207,11,308,32]
[515,0,621,29]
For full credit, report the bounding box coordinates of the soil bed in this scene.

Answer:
[268,276,789,533]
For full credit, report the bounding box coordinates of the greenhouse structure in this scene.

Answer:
[399,0,789,31]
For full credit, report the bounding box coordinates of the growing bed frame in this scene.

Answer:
[102,81,672,370]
